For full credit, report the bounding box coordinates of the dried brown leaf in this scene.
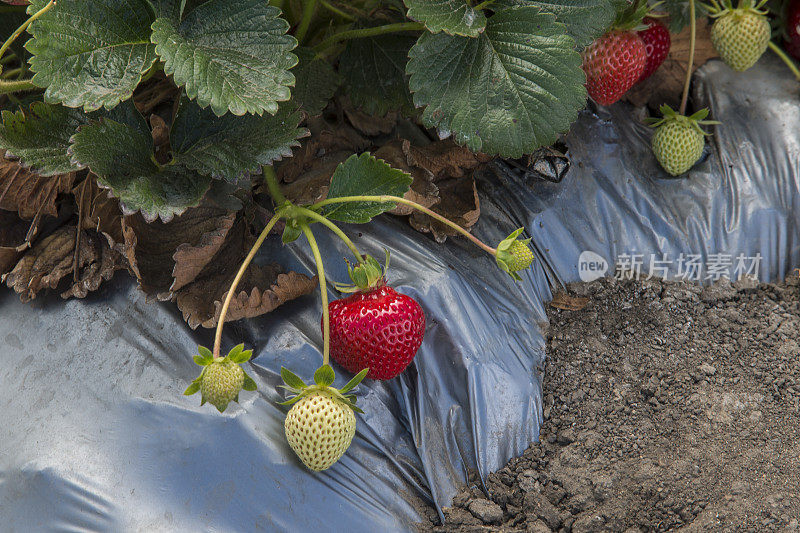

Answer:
[624,19,718,109]
[407,140,491,180]
[550,291,590,311]
[344,108,398,136]
[275,116,370,205]
[72,175,124,245]
[133,75,181,116]
[170,211,236,293]
[373,139,438,216]
[173,217,317,329]
[0,210,30,275]
[3,226,122,302]
[0,157,75,219]
[122,206,236,296]
[409,175,480,242]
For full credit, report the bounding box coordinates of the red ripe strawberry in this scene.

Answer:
[583,30,647,106]
[785,0,800,61]
[327,284,425,380]
[637,18,671,81]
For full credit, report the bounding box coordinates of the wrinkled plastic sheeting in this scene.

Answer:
[512,55,800,286]
[2,55,800,532]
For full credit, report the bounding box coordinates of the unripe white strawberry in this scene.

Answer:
[495,228,534,281]
[647,105,719,176]
[709,0,770,72]
[200,359,244,412]
[284,390,356,471]
[652,121,705,176]
[279,365,367,471]
[184,344,258,413]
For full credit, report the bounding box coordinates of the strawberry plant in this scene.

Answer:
[0,0,799,470]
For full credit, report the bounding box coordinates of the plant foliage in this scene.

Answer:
[0,0,624,306]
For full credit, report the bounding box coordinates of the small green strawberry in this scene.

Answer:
[708,0,770,72]
[647,105,720,176]
[495,228,535,281]
[184,344,258,412]
[280,365,368,471]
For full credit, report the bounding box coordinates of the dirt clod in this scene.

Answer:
[427,276,800,532]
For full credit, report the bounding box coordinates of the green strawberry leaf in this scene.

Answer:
[242,371,258,392]
[341,396,364,414]
[228,344,254,363]
[170,97,306,182]
[69,101,211,222]
[151,0,298,116]
[183,380,201,396]
[193,354,213,366]
[281,366,307,390]
[227,343,244,360]
[198,345,213,358]
[150,0,184,21]
[282,222,303,244]
[314,364,335,387]
[291,47,340,116]
[323,153,413,224]
[338,28,417,116]
[491,0,619,48]
[404,0,487,37]
[277,396,304,406]
[661,0,708,33]
[339,368,369,394]
[406,5,587,158]
[26,0,157,111]
[0,102,91,176]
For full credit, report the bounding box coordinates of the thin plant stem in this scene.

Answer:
[319,0,355,20]
[295,206,364,262]
[309,195,497,255]
[295,0,318,44]
[314,22,424,52]
[769,41,800,81]
[474,0,496,10]
[1,67,22,79]
[213,211,285,358]
[0,79,36,95]
[0,0,56,64]
[300,224,330,366]
[679,0,696,116]
[263,165,288,205]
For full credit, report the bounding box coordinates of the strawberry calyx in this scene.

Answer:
[705,0,768,18]
[645,105,721,136]
[184,344,258,412]
[495,228,535,281]
[613,0,652,31]
[278,365,368,414]
[334,250,390,293]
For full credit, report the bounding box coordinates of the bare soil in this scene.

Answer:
[424,275,800,532]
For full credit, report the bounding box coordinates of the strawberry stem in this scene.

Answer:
[213,210,286,358]
[295,0,317,44]
[263,165,289,206]
[309,195,498,256]
[680,0,697,116]
[0,0,56,65]
[0,79,36,95]
[768,41,800,81]
[294,206,364,263]
[474,0,496,10]
[313,22,424,53]
[300,224,331,367]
